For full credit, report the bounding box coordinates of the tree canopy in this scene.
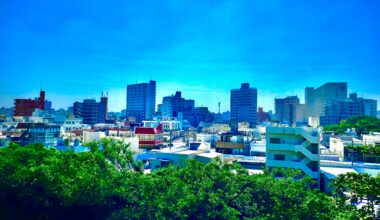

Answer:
[323,115,380,136]
[0,140,378,219]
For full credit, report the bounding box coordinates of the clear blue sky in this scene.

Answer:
[1,0,379,112]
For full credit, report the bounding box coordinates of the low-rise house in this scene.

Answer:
[135,124,164,149]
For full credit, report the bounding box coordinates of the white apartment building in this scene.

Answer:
[363,132,380,146]
[266,127,320,179]
[62,118,91,132]
[329,136,362,161]
[143,119,182,131]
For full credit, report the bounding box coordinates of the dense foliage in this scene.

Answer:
[334,172,380,219]
[0,140,378,219]
[346,145,380,160]
[323,115,380,136]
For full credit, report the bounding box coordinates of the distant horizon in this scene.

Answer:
[1,1,379,112]
[0,80,379,113]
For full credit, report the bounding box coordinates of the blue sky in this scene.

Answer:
[1,0,379,112]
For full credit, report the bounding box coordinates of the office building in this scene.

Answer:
[320,93,377,125]
[73,95,108,125]
[126,80,156,122]
[183,107,213,127]
[320,99,361,125]
[14,90,46,117]
[358,98,377,116]
[215,132,250,155]
[266,127,320,180]
[12,123,61,146]
[143,119,182,132]
[274,96,300,125]
[184,99,195,110]
[230,83,257,127]
[161,91,185,118]
[305,82,347,119]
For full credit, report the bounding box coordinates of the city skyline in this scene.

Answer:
[1,1,380,112]
[0,80,379,113]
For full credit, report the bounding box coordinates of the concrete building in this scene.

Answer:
[161,91,185,118]
[62,117,91,132]
[108,128,133,138]
[143,119,182,132]
[135,124,164,149]
[44,100,52,112]
[14,90,46,117]
[305,82,347,119]
[215,132,250,155]
[83,131,106,143]
[363,133,380,146]
[230,83,257,127]
[357,98,378,117]
[257,107,270,123]
[319,93,377,125]
[126,80,156,122]
[320,99,361,125]
[266,127,320,180]
[136,146,223,171]
[73,95,108,125]
[182,107,213,127]
[184,99,195,111]
[274,96,299,125]
[329,136,363,161]
[15,123,61,146]
[196,133,220,143]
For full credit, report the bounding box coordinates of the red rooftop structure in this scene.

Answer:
[135,124,164,149]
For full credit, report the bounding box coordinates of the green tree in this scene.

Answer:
[0,140,367,219]
[334,172,380,219]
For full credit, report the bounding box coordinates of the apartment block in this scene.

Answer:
[266,127,320,180]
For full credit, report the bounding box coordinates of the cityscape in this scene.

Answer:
[1,0,380,219]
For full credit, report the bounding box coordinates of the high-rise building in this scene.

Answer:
[184,99,195,111]
[349,92,378,117]
[230,83,257,127]
[305,82,347,119]
[357,98,377,116]
[320,99,361,125]
[274,96,300,125]
[320,93,378,125]
[126,80,156,122]
[73,95,108,125]
[161,91,185,118]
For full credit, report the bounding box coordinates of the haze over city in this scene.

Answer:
[1,0,380,112]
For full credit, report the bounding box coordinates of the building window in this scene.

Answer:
[274,154,285,161]
[270,138,281,144]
